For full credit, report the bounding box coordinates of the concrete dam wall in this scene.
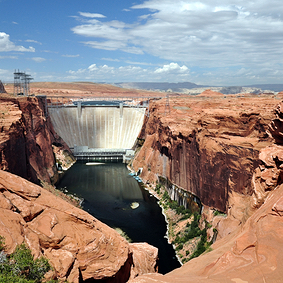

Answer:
[48,105,146,151]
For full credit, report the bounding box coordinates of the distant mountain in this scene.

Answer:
[113,82,283,93]
[245,84,283,92]
[114,82,204,92]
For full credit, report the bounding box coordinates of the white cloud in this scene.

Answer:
[71,0,283,78]
[65,58,283,85]
[62,54,80,58]
[155,63,189,74]
[82,40,143,54]
[0,68,13,81]
[102,57,120,62]
[88,64,98,71]
[0,32,35,52]
[72,21,129,40]
[68,62,191,82]
[31,57,46,62]
[79,12,106,18]
[0,69,10,75]
[0,55,18,59]
[25,39,42,45]
[125,60,155,66]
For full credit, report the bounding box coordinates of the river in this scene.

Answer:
[57,161,181,274]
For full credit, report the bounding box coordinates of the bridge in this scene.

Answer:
[43,96,150,161]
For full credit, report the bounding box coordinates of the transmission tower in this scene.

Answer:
[164,94,170,115]
[14,70,33,96]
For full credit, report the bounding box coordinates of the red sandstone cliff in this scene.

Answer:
[0,95,75,185]
[132,95,276,213]
[129,96,283,282]
[2,86,283,282]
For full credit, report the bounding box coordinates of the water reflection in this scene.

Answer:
[66,162,143,200]
[57,161,181,274]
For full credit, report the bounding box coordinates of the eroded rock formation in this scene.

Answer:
[0,96,75,185]
[0,170,158,282]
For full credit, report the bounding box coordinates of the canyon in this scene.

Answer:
[0,83,158,282]
[1,82,283,282]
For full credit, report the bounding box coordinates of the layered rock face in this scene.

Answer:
[0,95,75,185]
[130,96,283,282]
[132,95,277,212]
[0,170,158,282]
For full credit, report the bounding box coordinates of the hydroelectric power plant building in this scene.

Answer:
[47,97,148,161]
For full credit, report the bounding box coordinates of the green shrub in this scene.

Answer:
[176,244,183,251]
[162,191,170,202]
[173,211,213,261]
[0,237,4,252]
[155,183,162,190]
[0,241,51,283]
[213,210,226,216]
[182,258,189,264]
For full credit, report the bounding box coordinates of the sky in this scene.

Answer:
[1,0,283,86]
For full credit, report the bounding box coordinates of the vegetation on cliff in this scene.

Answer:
[0,237,52,283]
[151,182,213,264]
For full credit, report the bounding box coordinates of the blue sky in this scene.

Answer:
[1,0,283,85]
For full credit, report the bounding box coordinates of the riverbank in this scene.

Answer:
[127,165,207,264]
[142,182,184,265]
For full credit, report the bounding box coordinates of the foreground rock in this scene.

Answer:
[130,180,283,282]
[0,170,158,282]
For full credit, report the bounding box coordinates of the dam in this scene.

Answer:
[46,97,148,159]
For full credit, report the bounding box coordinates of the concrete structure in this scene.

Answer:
[48,99,146,160]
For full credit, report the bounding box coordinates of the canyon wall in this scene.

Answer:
[0,95,75,185]
[132,94,277,213]
[2,88,283,282]
[130,98,283,283]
